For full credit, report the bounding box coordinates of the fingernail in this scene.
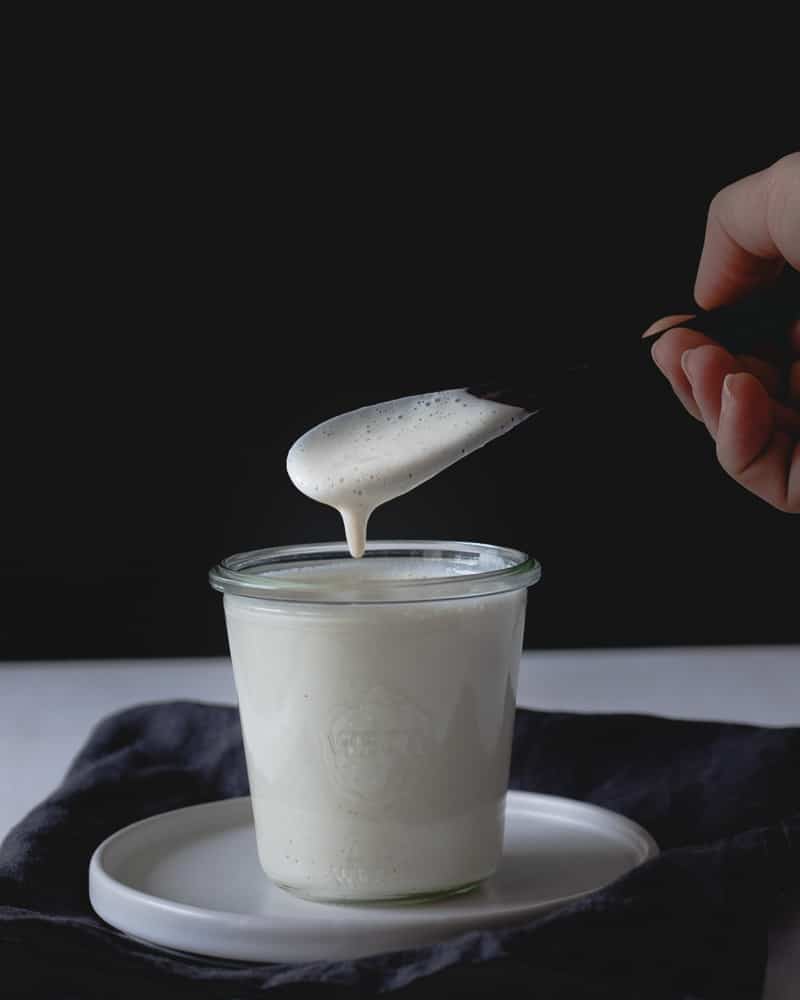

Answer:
[722,373,736,409]
[680,349,695,380]
[650,339,667,371]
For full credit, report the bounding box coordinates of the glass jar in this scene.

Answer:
[209,540,540,902]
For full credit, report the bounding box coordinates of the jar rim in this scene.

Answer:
[209,540,541,605]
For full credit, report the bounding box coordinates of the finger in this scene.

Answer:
[681,344,738,438]
[716,372,800,513]
[683,345,800,438]
[694,152,800,309]
[649,326,787,423]
[737,354,784,398]
[649,327,710,420]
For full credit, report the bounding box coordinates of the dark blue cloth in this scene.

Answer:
[1,701,798,999]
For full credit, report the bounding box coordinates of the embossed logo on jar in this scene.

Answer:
[325,685,432,802]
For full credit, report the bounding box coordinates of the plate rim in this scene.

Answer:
[88,791,660,958]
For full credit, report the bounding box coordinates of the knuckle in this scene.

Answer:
[769,151,800,183]
[765,154,800,260]
[716,443,736,475]
[707,186,729,221]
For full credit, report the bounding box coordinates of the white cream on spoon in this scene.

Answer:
[286,388,530,557]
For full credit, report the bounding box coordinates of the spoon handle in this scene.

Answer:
[469,270,798,413]
[645,267,798,353]
[466,368,590,413]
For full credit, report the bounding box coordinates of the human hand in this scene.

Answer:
[646,153,799,512]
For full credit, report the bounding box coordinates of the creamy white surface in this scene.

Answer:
[286,389,529,557]
[223,557,527,901]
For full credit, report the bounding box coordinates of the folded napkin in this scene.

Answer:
[1,702,798,999]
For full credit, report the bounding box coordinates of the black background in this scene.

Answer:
[3,65,798,661]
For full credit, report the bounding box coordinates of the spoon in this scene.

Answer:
[468,269,798,412]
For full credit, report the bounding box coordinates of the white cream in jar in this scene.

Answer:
[219,545,534,901]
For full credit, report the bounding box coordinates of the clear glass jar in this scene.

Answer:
[209,540,540,902]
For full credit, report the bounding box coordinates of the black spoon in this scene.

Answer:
[468,269,799,413]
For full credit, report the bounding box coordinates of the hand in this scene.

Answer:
[646,153,800,512]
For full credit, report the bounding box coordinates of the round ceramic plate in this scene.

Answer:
[89,792,658,962]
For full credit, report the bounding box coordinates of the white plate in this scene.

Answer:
[89,792,658,962]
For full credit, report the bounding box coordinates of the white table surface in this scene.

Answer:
[1,646,797,995]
